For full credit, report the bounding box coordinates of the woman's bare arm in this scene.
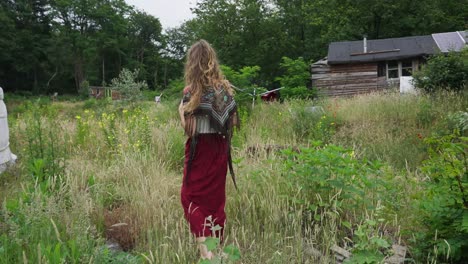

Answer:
[178,100,186,128]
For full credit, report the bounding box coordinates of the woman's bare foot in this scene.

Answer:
[196,237,214,259]
[201,251,214,259]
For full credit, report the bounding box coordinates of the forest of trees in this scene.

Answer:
[0,0,466,95]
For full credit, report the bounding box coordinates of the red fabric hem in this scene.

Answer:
[181,134,228,240]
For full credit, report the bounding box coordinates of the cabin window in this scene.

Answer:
[402,60,413,76]
[386,60,414,79]
[387,61,399,79]
[377,62,386,77]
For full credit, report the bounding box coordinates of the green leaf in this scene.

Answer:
[308,204,318,211]
[462,209,468,232]
[211,224,223,232]
[223,244,241,261]
[370,237,390,249]
[87,175,95,187]
[342,221,352,229]
[366,220,376,226]
[314,214,321,221]
[204,237,219,251]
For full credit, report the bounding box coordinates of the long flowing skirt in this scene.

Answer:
[180,134,227,238]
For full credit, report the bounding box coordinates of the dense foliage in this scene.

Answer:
[0,91,467,263]
[276,57,314,99]
[413,49,468,93]
[0,0,181,94]
[0,0,466,95]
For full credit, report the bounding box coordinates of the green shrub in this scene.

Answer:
[79,80,90,99]
[414,132,468,262]
[1,192,98,263]
[20,103,67,193]
[283,143,387,212]
[346,213,392,264]
[276,57,315,99]
[413,49,468,93]
[221,65,266,108]
[111,68,148,102]
[162,78,185,100]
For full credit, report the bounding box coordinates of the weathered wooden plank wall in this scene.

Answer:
[311,61,389,97]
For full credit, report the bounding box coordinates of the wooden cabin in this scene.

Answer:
[89,86,122,100]
[311,31,467,97]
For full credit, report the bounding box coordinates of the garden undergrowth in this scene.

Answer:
[0,91,467,263]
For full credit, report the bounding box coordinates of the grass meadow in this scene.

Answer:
[0,91,467,263]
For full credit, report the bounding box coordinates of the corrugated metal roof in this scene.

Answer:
[432,31,467,52]
[460,31,468,43]
[327,35,440,64]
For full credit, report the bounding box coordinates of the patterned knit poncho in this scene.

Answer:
[183,86,239,136]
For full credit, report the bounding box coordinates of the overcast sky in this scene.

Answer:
[125,0,196,29]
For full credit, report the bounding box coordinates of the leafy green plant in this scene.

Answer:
[199,238,241,264]
[314,114,337,143]
[283,143,386,213]
[21,104,67,192]
[414,132,468,262]
[198,216,241,264]
[413,49,468,93]
[0,191,97,264]
[99,112,119,155]
[75,110,95,147]
[275,57,315,99]
[93,246,142,264]
[122,107,153,152]
[346,207,392,264]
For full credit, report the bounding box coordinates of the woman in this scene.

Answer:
[178,40,239,259]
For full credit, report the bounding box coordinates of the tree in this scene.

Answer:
[110,68,148,102]
[52,0,133,92]
[0,0,54,93]
[275,57,314,99]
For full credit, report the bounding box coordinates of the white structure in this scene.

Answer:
[155,93,163,105]
[399,76,417,94]
[0,87,17,174]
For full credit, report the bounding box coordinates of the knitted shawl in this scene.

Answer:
[183,86,238,135]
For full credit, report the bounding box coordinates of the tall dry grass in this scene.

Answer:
[2,91,466,263]
[330,91,467,169]
[2,100,319,263]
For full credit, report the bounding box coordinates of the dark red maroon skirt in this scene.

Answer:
[181,134,228,238]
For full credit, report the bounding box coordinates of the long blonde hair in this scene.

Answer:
[183,40,233,112]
